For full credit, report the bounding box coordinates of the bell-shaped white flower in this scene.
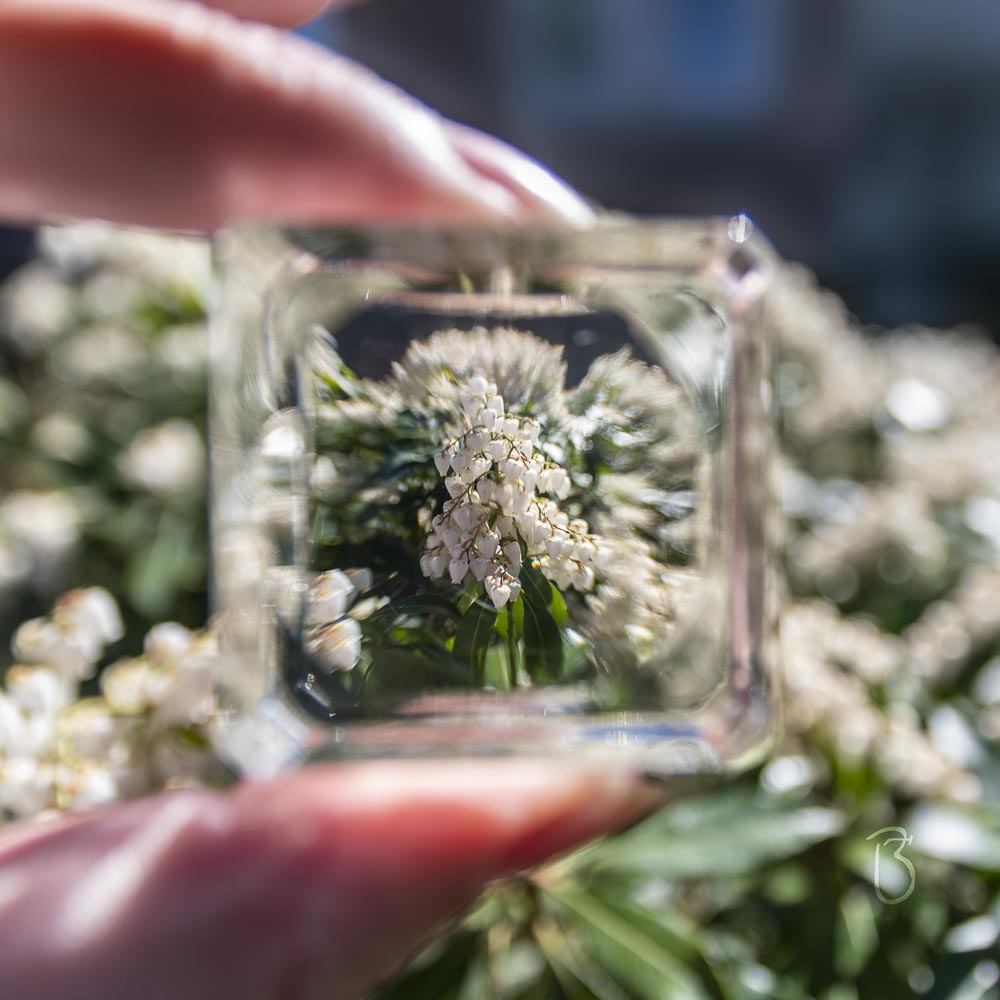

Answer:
[311,618,362,673]
[306,569,356,626]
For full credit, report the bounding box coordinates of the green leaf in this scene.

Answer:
[906,802,1000,870]
[126,512,202,618]
[534,920,629,1000]
[521,557,553,606]
[834,886,879,979]
[372,595,461,624]
[549,584,569,625]
[546,885,710,1000]
[452,600,497,685]
[587,786,846,879]
[372,929,480,1000]
[367,645,469,691]
[520,561,563,682]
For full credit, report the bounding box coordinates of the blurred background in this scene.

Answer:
[6,0,1000,334]
[305,0,1000,335]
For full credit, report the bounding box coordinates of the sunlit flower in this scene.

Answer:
[422,382,601,609]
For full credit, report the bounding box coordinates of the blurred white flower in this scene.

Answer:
[120,418,205,496]
[0,263,75,351]
[31,412,91,464]
[1,490,80,565]
[309,618,362,673]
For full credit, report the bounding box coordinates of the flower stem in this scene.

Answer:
[506,603,517,689]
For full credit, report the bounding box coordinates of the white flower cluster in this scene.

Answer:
[0,589,220,819]
[0,588,123,817]
[420,378,602,609]
[304,567,381,672]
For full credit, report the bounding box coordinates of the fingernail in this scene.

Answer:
[445,125,597,227]
[486,156,596,227]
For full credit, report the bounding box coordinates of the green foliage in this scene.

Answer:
[519,561,563,682]
[453,600,498,686]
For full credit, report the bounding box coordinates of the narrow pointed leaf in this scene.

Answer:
[452,600,497,685]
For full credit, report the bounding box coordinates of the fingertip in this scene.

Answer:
[445,123,598,228]
[192,0,332,28]
[240,760,658,876]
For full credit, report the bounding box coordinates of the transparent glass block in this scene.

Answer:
[210,217,777,778]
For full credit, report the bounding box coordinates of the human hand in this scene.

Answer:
[0,762,655,999]
[0,4,647,999]
[0,0,594,230]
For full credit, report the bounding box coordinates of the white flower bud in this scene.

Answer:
[503,541,522,570]
[310,618,362,673]
[6,666,71,717]
[306,570,355,626]
[144,621,195,665]
[0,758,55,818]
[101,658,158,715]
[12,618,92,679]
[486,577,512,610]
[467,375,489,396]
[57,700,119,760]
[477,532,500,558]
[65,766,119,811]
[449,557,469,585]
[0,693,27,756]
[495,516,514,537]
[510,490,532,516]
[345,568,373,593]
[53,587,124,655]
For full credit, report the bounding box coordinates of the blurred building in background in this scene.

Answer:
[316,0,1000,333]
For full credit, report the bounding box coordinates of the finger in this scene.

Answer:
[0,1,588,231]
[195,0,330,27]
[196,1,361,29]
[445,122,596,227]
[0,762,657,1000]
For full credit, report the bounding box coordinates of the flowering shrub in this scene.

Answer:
[1,225,1000,998]
[301,322,698,700]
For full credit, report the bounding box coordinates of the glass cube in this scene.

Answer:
[210,217,777,778]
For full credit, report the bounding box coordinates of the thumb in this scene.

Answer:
[0,762,657,1000]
